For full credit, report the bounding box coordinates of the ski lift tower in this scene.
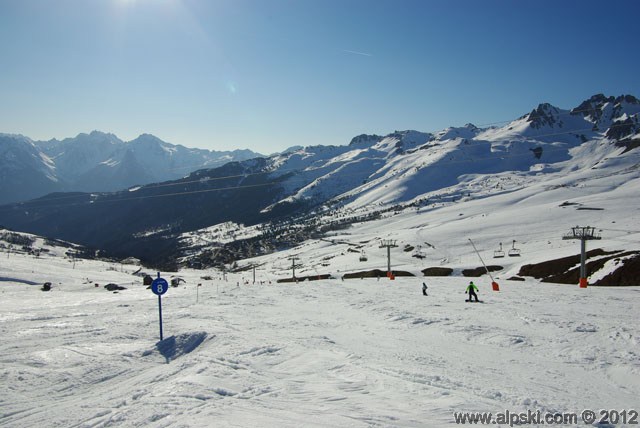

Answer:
[562,226,601,288]
[288,256,301,281]
[379,239,398,278]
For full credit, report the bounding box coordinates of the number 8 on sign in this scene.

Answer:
[151,278,168,296]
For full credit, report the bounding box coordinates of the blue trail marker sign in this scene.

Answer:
[151,276,168,296]
[151,273,169,340]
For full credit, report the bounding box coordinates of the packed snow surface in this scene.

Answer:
[1,251,638,427]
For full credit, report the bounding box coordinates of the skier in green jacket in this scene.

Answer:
[466,281,479,302]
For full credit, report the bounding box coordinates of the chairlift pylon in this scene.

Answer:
[493,242,505,258]
[508,239,521,257]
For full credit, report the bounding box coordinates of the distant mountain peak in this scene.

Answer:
[131,133,163,143]
[435,124,479,141]
[88,130,119,139]
[348,134,383,146]
[572,94,638,115]
[526,103,563,129]
[64,130,123,146]
[570,93,640,133]
[280,145,304,154]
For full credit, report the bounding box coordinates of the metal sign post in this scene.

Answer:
[151,272,169,341]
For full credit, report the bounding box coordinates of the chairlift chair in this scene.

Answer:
[359,250,368,262]
[412,245,426,259]
[493,242,505,258]
[508,240,521,257]
[412,251,426,259]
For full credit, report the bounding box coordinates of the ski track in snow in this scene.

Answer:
[1,253,639,427]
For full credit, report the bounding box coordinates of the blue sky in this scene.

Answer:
[1,0,639,153]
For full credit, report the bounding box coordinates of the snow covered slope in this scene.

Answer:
[0,232,638,427]
[225,134,640,284]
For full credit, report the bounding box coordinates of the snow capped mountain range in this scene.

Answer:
[263,94,639,212]
[174,93,639,271]
[0,93,638,269]
[0,131,263,204]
